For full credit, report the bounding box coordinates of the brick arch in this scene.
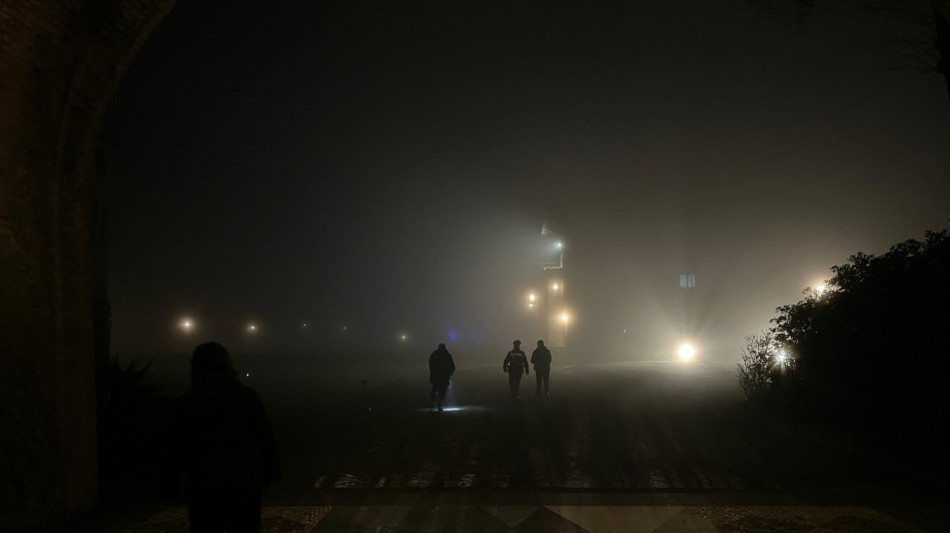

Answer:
[0,1,173,527]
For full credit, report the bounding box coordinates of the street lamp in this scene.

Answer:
[559,312,569,343]
[179,318,194,333]
[676,342,696,362]
[775,349,789,365]
[527,291,538,311]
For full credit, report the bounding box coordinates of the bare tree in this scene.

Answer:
[736,330,776,400]
[751,0,950,100]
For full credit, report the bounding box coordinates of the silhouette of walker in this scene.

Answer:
[531,339,552,396]
[503,340,529,399]
[162,342,280,533]
[429,343,455,412]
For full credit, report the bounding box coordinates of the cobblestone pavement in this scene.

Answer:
[270,362,879,496]
[122,502,930,532]
[47,360,950,531]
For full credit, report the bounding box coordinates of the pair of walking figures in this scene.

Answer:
[503,339,552,399]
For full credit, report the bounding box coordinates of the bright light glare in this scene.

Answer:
[528,293,535,302]
[677,343,696,361]
[556,242,562,249]
[248,324,257,332]
[179,318,193,331]
[552,283,559,291]
[528,303,534,308]
[775,349,789,365]
[560,313,568,323]
[816,285,826,295]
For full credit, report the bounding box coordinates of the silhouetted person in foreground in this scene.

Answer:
[163,342,280,533]
[503,340,529,399]
[429,343,455,411]
[531,339,552,396]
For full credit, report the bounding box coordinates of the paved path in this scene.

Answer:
[270,362,859,496]
[58,360,949,531]
[122,501,929,532]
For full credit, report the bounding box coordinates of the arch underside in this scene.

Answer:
[0,1,173,527]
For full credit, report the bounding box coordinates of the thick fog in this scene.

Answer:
[102,1,950,361]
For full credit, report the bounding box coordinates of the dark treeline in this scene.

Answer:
[742,227,950,459]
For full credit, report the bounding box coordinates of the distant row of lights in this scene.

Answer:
[178,319,266,334]
[176,318,420,341]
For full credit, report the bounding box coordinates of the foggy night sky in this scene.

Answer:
[101,1,950,359]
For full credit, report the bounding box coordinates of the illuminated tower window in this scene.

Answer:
[679,274,695,288]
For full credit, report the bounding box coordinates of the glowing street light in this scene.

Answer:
[247,323,258,333]
[179,318,194,333]
[677,342,696,362]
[816,285,826,296]
[552,283,559,291]
[558,312,570,343]
[525,292,539,312]
[775,349,789,365]
[399,333,408,342]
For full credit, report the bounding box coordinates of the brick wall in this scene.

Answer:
[0,1,173,528]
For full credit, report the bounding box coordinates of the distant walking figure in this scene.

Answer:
[531,339,552,396]
[503,340,529,399]
[429,343,456,411]
[163,342,280,533]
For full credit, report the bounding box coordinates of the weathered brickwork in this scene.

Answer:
[0,1,173,528]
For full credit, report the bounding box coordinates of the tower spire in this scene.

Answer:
[538,220,566,347]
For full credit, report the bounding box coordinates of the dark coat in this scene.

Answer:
[503,349,529,375]
[531,346,552,372]
[165,382,281,502]
[429,347,456,384]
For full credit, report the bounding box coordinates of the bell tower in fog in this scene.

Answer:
[539,221,567,347]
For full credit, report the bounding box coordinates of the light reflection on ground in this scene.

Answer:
[415,406,487,413]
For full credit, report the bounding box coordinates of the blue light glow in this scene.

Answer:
[415,405,487,413]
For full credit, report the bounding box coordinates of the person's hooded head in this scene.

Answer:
[537,340,545,347]
[513,340,521,348]
[191,342,238,394]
